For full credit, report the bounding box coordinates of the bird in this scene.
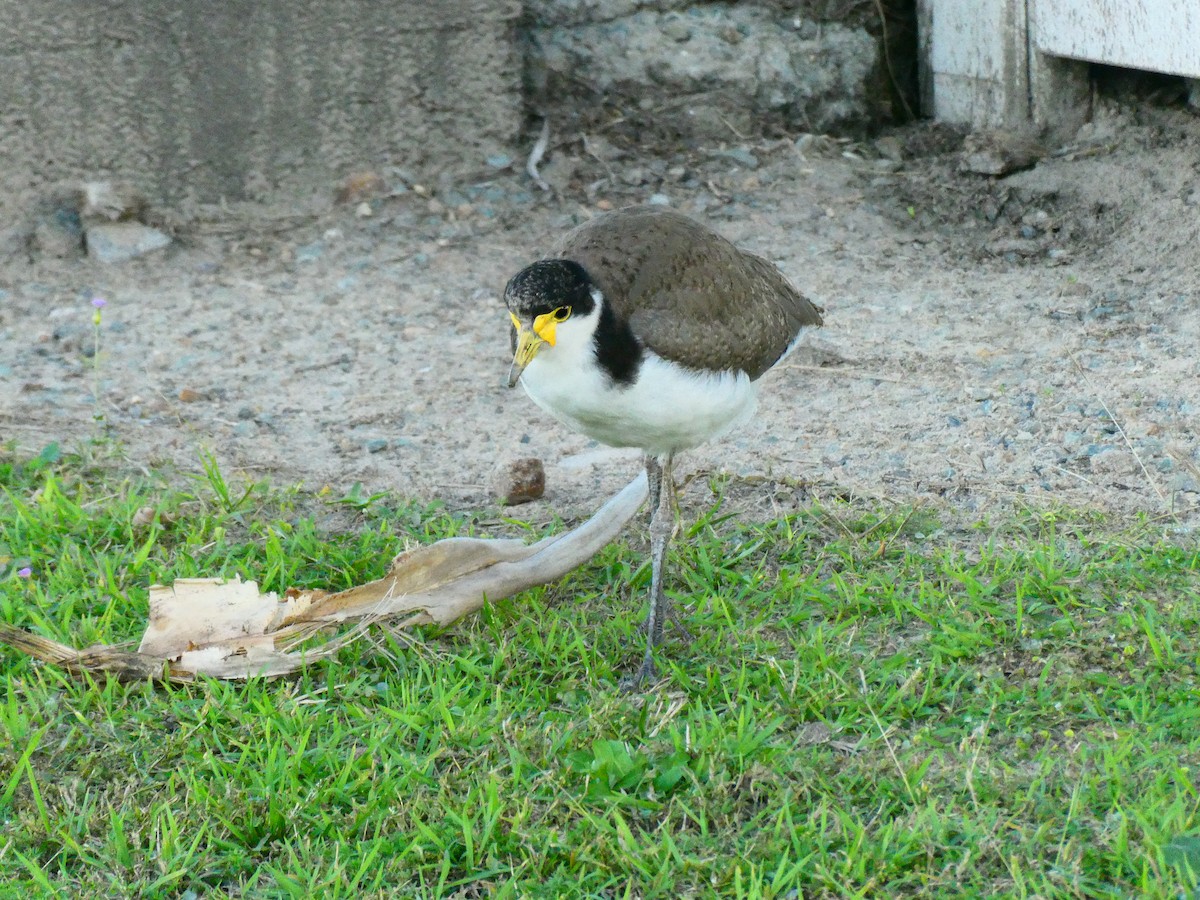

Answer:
[503,206,823,686]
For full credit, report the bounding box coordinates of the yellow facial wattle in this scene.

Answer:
[532,311,559,346]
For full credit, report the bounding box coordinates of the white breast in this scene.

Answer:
[516,303,757,457]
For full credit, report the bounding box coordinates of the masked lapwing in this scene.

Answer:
[504,205,823,686]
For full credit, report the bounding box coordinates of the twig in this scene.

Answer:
[1067,351,1167,508]
[705,179,730,202]
[717,113,747,141]
[872,0,916,120]
[1048,463,1096,487]
[527,119,551,192]
[857,668,919,805]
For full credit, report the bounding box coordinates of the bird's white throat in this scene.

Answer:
[517,291,757,456]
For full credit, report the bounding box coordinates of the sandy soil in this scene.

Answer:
[2,99,1198,534]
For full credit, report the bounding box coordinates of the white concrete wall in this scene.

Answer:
[918,0,1026,127]
[922,0,1200,128]
[1034,1,1200,78]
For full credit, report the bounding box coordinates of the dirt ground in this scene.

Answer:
[2,97,1198,536]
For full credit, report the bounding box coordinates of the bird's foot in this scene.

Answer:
[618,656,660,693]
[664,605,695,644]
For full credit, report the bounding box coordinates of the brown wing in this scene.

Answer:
[553,207,823,378]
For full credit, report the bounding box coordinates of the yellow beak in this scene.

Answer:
[506,312,559,388]
[508,326,545,387]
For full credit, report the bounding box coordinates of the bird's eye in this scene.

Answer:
[552,306,571,322]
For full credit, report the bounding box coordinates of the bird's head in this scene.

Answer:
[503,258,597,387]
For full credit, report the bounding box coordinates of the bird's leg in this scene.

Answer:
[645,454,663,525]
[627,453,675,688]
[648,456,693,643]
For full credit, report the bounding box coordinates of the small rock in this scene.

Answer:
[795,18,818,39]
[662,17,691,41]
[86,222,171,263]
[718,24,742,44]
[491,457,545,506]
[960,150,1015,176]
[365,439,389,454]
[81,181,147,222]
[1172,473,1200,494]
[355,201,373,218]
[874,135,905,162]
[959,129,1043,176]
[709,148,759,169]
[1089,448,1130,475]
[32,215,84,259]
[178,388,205,403]
[966,385,994,402]
[648,193,671,206]
[622,167,649,186]
[295,241,323,263]
[986,237,1040,258]
[334,171,387,204]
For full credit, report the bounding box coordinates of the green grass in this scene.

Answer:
[2,442,1199,898]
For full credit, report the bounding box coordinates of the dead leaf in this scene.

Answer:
[796,721,832,745]
[1,474,649,682]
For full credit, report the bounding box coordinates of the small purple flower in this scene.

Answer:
[17,567,32,578]
[91,297,107,309]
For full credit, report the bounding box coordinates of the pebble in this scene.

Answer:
[33,214,84,258]
[662,18,691,41]
[178,388,205,403]
[986,237,1040,258]
[295,242,324,263]
[86,223,171,263]
[491,457,545,506]
[334,171,386,204]
[709,148,759,169]
[648,193,671,206]
[1089,448,1129,475]
[365,439,389,454]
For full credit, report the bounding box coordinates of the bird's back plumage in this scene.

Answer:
[552,207,823,378]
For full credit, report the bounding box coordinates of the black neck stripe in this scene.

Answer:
[592,297,643,385]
